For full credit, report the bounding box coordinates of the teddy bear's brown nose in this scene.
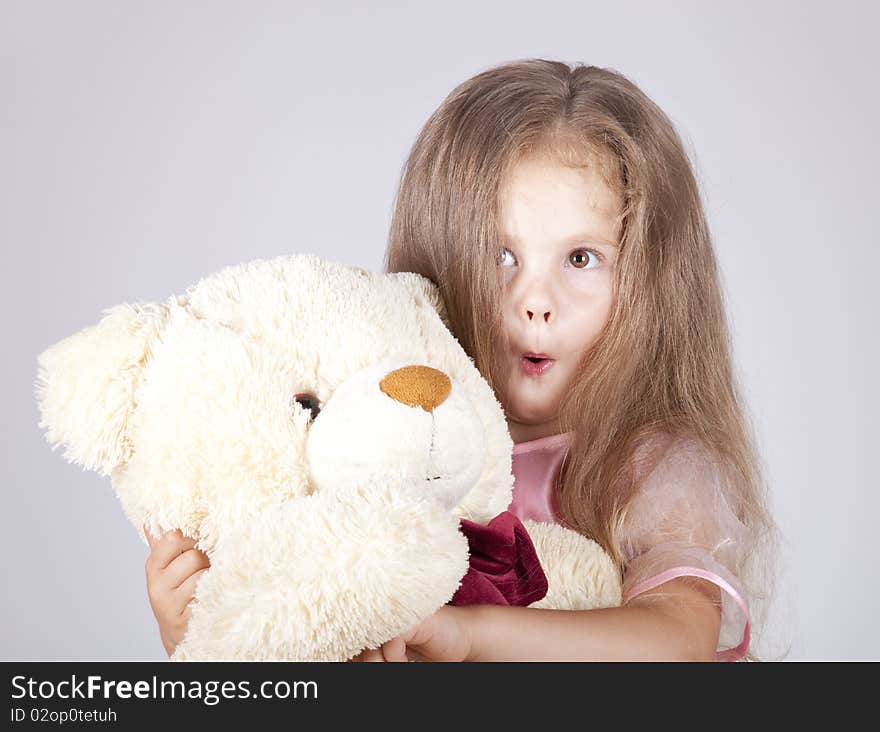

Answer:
[379,365,452,413]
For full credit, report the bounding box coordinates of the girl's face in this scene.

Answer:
[497,153,622,444]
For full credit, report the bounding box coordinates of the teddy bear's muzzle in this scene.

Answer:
[305,359,486,512]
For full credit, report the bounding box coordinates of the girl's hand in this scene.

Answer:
[348,605,474,662]
[143,526,210,658]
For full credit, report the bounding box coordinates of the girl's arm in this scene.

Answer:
[462,575,722,661]
[359,575,723,662]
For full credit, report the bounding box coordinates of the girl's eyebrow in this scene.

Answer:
[505,232,620,249]
[566,233,619,249]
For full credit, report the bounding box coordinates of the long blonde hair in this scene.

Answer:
[384,59,781,660]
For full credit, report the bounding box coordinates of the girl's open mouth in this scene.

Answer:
[520,356,555,376]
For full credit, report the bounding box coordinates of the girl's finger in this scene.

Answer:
[165,549,211,589]
[380,636,409,662]
[360,647,386,662]
[406,650,428,662]
[180,598,194,626]
[150,531,197,571]
[174,567,209,611]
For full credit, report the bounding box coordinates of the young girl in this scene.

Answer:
[146,58,778,662]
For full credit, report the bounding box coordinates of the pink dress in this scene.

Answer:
[506,430,751,662]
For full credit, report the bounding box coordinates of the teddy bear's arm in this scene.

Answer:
[173,487,470,661]
[523,520,622,611]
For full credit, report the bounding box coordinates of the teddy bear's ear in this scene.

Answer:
[389,271,452,331]
[34,300,172,477]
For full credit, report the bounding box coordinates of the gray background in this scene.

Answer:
[3,1,877,660]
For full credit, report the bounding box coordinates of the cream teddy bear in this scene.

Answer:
[35,254,620,660]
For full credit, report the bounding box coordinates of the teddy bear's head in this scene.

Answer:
[35,254,514,556]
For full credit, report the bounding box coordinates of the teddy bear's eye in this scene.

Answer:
[292,392,321,421]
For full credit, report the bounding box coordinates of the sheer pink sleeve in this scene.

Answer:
[619,437,752,661]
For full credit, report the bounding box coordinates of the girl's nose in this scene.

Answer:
[526,308,552,323]
[514,272,556,325]
[522,294,554,323]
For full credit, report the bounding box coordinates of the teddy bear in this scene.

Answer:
[34,254,621,661]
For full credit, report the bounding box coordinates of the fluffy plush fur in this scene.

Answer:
[35,254,621,661]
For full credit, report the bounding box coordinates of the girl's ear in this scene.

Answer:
[35,300,172,477]
[389,271,452,331]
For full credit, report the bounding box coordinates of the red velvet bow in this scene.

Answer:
[447,510,548,606]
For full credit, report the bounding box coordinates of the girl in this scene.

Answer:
[146,59,778,662]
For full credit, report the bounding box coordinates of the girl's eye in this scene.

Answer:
[499,246,601,270]
[292,392,321,421]
[569,249,601,270]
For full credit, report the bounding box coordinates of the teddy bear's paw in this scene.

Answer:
[523,520,623,611]
[174,490,471,661]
